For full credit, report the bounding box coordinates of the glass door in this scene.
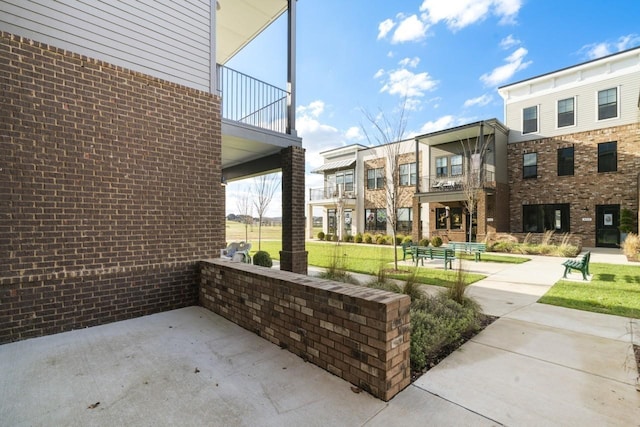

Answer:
[595,204,619,247]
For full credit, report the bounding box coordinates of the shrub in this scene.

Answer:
[620,208,635,233]
[332,234,339,242]
[418,238,430,247]
[325,233,333,242]
[343,234,354,243]
[364,233,373,244]
[395,234,405,245]
[317,231,325,241]
[622,233,640,260]
[431,236,443,247]
[354,232,363,243]
[375,234,387,245]
[402,236,413,244]
[252,251,273,268]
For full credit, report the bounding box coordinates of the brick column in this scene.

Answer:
[280,145,308,274]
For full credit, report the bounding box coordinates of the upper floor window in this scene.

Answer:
[399,162,417,186]
[523,106,538,134]
[329,169,354,192]
[367,167,384,189]
[557,98,575,127]
[435,157,448,177]
[597,141,617,173]
[557,146,574,176]
[450,155,463,176]
[598,88,618,120]
[523,152,537,179]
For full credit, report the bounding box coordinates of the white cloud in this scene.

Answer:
[579,34,640,60]
[398,56,421,68]
[345,126,364,141]
[373,68,385,79]
[296,100,325,118]
[463,94,493,108]
[418,115,456,133]
[419,0,521,30]
[377,63,438,98]
[377,18,395,40]
[499,34,520,49]
[391,14,428,43]
[480,46,531,87]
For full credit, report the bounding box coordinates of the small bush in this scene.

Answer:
[395,234,405,245]
[332,234,339,242]
[431,236,443,247]
[343,234,354,243]
[402,236,413,244]
[622,233,640,260]
[375,234,387,245]
[364,233,373,244]
[317,231,325,241]
[325,233,333,242]
[418,238,430,247]
[354,232,363,243]
[252,251,273,268]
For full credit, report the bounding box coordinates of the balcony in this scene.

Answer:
[309,184,356,202]
[421,170,496,194]
[217,64,289,134]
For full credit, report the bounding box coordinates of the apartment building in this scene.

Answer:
[499,46,640,247]
[1,0,305,342]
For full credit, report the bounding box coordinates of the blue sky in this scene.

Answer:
[226,0,640,217]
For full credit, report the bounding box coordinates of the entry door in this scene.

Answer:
[595,204,619,247]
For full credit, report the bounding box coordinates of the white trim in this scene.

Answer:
[522,105,539,135]
[595,86,620,122]
[556,96,577,130]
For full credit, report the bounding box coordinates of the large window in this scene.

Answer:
[523,106,538,134]
[523,152,537,179]
[523,204,570,233]
[598,141,617,173]
[450,207,463,230]
[396,207,413,232]
[435,157,448,177]
[367,167,384,189]
[399,162,417,186]
[557,98,575,127]
[335,170,354,192]
[598,88,617,120]
[365,208,386,231]
[557,146,574,176]
[435,208,448,229]
[450,155,463,176]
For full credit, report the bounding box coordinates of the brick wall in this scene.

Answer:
[280,145,308,274]
[508,123,639,246]
[0,33,224,343]
[199,259,411,401]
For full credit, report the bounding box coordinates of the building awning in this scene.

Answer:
[311,159,356,173]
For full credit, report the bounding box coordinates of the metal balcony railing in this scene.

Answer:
[309,184,356,201]
[421,169,495,193]
[217,64,289,134]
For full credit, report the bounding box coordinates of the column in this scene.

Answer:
[280,145,308,274]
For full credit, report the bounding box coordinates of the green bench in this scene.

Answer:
[401,242,416,261]
[413,246,456,270]
[447,242,487,262]
[562,251,591,280]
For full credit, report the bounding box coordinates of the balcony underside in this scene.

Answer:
[222,119,301,180]
[416,187,495,204]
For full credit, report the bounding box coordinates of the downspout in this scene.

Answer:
[287,0,297,136]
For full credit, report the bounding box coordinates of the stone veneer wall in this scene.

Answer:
[199,259,411,401]
[0,33,224,343]
[508,123,639,247]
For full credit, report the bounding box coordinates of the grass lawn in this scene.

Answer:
[539,262,640,318]
[255,241,489,287]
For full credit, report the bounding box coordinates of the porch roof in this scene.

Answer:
[311,159,356,173]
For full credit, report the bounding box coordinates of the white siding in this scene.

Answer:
[0,0,212,91]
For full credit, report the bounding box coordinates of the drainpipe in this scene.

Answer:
[287,0,297,136]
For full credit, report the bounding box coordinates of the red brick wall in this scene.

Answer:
[508,123,639,246]
[0,33,224,343]
[199,260,411,401]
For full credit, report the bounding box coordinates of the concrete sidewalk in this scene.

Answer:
[1,250,639,426]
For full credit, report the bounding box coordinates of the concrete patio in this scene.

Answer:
[1,250,639,426]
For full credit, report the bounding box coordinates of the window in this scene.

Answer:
[365,208,386,231]
[399,162,416,186]
[334,170,354,192]
[435,208,448,229]
[523,106,538,134]
[450,207,463,229]
[435,157,448,177]
[396,207,412,232]
[557,146,574,176]
[523,204,570,233]
[327,209,336,234]
[523,152,537,179]
[367,167,384,189]
[450,155,463,176]
[598,88,617,120]
[598,141,617,173]
[557,98,575,127]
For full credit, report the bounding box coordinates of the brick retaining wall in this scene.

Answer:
[199,259,411,401]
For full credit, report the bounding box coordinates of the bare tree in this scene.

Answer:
[459,122,495,242]
[252,173,281,250]
[361,103,409,271]
[236,187,253,243]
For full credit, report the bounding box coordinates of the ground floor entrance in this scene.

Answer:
[595,204,620,247]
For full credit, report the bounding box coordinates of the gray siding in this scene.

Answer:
[504,69,640,143]
[0,0,212,91]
